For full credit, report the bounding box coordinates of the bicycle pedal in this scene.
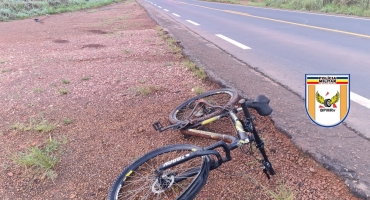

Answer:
[152,121,163,131]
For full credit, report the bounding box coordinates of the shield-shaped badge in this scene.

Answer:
[305,74,350,127]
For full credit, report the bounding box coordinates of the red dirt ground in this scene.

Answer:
[0,1,359,199]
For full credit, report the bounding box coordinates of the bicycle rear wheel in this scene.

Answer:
[107,144,210,200]
[169,88,239,125]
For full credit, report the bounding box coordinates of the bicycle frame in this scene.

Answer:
[156,99,275,180]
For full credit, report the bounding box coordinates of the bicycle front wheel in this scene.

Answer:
[169,88,239,125]
[107,144,210,200]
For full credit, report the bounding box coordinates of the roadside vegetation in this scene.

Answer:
[0,0,124,21]
[10,118,56,133]
[155,26,208,80]
[205,0,370,17]
[12,137,67,180]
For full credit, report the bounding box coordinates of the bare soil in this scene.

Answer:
[0,1,359,199]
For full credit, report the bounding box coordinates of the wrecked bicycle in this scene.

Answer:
[108,88,276,200]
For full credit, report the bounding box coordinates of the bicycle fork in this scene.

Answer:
[239,99,276,179]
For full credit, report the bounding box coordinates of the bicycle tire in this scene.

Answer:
[169,88,239,125]
[107,144,210,200]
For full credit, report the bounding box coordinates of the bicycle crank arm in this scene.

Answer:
[152,121,188,132]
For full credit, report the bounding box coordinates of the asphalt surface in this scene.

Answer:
[142,0,370,139]
[138,0,370,198]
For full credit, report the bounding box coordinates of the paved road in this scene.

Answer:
[143,0,370,139]
[139,0,370,198]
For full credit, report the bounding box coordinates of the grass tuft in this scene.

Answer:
[58,89,68,95]
[128,85,163,96]
[268,183,295,200]
[182,60,207,80]
[13,137,66,180]
[138,78,147,84]
[61,79,70,84]
[123,49,132,54]
[81,76,90,81]
[10,118,56,133]
[34,120,56,132]
[63,118,73,125]
[138,85,163,96]
[192,86,205,95]
[164,62,173,66]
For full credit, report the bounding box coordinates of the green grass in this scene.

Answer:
[156,26,207,80]
[138,85,163,95]
[192,86,205,95]
[203,0,370,17]
[155,26,183,57]
[166,38,182,56]
[81,76,90,81]
[164,62,173,66]
[138,78,147,84]
[33,88,44,93]
[61,79,70,84]
[10,117,56,133]
[123,49,132,54]
[34,120,57,132]
[182,60,207,80]
[86,9,98,13]
[58,88,68,95]
[1,69,10,73]
[268,183,295,200]
[13,137,66,180]
[128,85,163,96]
[10,118,56,133]
[0,0,125,21]
[63,118,73,125]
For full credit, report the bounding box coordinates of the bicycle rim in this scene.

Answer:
[108,145,209,200]
[169,88,239,124]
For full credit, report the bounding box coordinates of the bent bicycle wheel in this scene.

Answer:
[107,144,210,200]
[169,88,239,125]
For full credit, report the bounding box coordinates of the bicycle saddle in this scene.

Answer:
[246,95,272,116]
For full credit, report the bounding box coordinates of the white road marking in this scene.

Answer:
[172,13,181,17]
[164,9,169,11]
[186,20,200,26]
[215,34,251,49]
[351,92,370,109]
[158,6,162,8]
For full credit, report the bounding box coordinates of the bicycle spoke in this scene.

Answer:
[113,147,205,200]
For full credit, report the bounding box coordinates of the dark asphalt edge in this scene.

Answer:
[137,1,370,199]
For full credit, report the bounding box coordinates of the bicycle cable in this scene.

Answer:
[240,142,262,162]
[215,144,262,177]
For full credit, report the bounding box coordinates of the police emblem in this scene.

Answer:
[305,74,350,127]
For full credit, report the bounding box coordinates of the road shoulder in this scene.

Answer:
[138,1,370,198]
